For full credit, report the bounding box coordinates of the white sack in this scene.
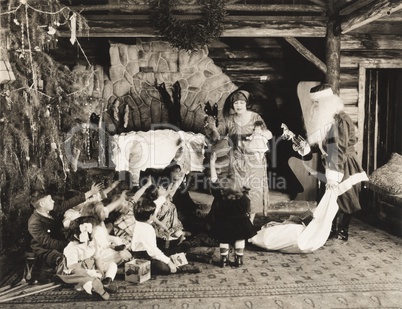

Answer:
[250,190,339,253]
[297,190,339,252]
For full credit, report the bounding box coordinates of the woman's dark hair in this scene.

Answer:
[223,90,253,117]
[223,83,278,121]
[66,216,98,242]
[134,198,156,222]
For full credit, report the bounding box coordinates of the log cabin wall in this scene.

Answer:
[340,9,402,163]
[47,0,402,181]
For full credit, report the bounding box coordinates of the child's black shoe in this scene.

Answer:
[234,255,243,267]
[114,244,126,251]
[102,277,118,293]
[220,255,228,268]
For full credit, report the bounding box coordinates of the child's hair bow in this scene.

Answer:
[79,223,93,243]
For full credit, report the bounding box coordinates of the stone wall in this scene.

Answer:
[74,40,237,134]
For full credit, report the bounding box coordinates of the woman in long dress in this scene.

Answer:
[209,90,273,223]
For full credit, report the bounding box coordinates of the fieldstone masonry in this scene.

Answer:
[74,40,237,134]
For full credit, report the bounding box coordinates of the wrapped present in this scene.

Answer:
[170,252,188,267]
[125,259,151,284]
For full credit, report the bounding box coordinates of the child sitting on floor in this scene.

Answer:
[146,184,185,244]
[81,201,131,289]
[57,216,117,300]
[130,192,177,276]
[111,176,154,247]
[28,184,102,276]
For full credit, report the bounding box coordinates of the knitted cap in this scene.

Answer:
[309,84,334,100]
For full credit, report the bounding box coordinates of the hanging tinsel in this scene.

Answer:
[0,0,95,251]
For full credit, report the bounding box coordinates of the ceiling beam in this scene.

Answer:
[284,37,327,73]
[341,0,402,34]
[305,0,328,8]
[339,0,377,15]
[67,4,325,13]
[82,15,327,22]
[58,19,327,38]
[333,0,354,11]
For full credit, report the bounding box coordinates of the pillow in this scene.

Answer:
[369,153,402,195]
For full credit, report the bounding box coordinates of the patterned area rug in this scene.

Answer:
[1,218,401,308]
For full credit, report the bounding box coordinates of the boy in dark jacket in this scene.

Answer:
[28,184,102,269]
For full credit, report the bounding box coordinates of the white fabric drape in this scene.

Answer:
[250,190,339,253]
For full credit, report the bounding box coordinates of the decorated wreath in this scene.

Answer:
[150,0,226,51]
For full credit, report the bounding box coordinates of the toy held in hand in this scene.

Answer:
[281,123,310,155]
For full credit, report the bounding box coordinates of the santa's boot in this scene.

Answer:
[337,228,349,241]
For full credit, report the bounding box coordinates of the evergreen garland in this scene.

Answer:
[150,0,226,51]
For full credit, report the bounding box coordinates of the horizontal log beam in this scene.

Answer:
[209,49,282,60]
[67,4,325,13]
[340,50,402,68]
[59,20,327,38]
[344,20,402,34]
[210,38,282,49]
[340,69,359,88]
[83,15,327,22]
[214,60,281,71]
[341,0,402,34]
[223,72,283,84]
[341,34,402,50]
[305,0,327,8]
[339,87,358,105]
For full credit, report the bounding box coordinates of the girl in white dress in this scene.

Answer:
[57,216,112,300]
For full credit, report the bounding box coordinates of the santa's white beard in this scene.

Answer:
[304,95,344,145]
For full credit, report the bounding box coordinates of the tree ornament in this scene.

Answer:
[47,26,56,35]
[150,0,226,51]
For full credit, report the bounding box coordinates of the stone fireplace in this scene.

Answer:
[79,39,237,134]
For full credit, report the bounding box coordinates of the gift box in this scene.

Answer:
[170,252,188,267]
[125,259,151,284]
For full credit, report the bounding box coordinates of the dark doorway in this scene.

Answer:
[363,69,402,174]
